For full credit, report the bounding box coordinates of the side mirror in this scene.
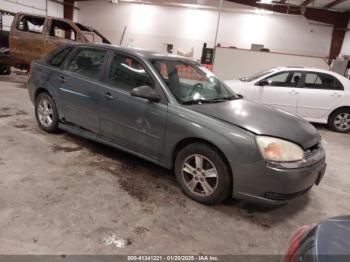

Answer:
[131,86,161,102]
[258,80,269,87]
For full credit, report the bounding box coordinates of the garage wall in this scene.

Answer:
[76,1,333,60]
[76,2,218,60]
[213,47,330,80]
[0,0,64,30]
[218,13,332,58]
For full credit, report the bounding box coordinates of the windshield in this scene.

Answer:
[240,68,279,82]
[151,60,238,104]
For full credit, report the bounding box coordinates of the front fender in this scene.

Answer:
[162,105,261,170]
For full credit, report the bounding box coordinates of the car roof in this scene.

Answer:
[315,216,350,257]
[65,42,195,62]
[272,66,333,74]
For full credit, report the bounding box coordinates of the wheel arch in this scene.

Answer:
[172,137,234,187]
[328,106,350,122]
[34,87,52,101]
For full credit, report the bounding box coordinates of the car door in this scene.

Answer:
[99,52,168,160]
[253,71,302,114]
[43,18,80,55]
[297,72,345,121]
[10,14,46,64]
[57,47,107,133]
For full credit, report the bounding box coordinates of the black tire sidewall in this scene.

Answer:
[328,109,350,133]
[0,65,10,75]
[175,143,232,205]
[35,93,59,133]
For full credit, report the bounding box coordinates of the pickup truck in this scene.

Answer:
[0,11,111,75]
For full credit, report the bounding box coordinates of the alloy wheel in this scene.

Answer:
[37,98,54,128]
[181,154,219,197]
[334,112,350,131]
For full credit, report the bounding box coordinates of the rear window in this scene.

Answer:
[48,47,74,68]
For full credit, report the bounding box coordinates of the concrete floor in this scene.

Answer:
[0,75,350,255]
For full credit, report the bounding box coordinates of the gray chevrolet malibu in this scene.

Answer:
[28,43,326,205]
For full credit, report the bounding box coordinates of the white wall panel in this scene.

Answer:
[217,13,332,57]
[77,1,333,61]
[213,47,330,80]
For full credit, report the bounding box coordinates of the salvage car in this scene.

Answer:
[282,216,350,262]
[28,44,326,205]
[225,67,350,133]
[0,10,111,74]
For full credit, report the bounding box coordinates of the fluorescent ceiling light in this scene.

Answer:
[254,8,274,14]
[258,0,273,3]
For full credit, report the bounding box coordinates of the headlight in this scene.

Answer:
[256,136,304,162]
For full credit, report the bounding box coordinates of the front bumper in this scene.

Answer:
[233,146,326,206]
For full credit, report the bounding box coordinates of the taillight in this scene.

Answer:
[283,224,315,262]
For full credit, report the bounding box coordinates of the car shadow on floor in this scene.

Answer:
[211,193,311,228]
[53,131,311,226]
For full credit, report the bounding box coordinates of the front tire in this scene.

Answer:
[35,92,59,133]
[175,143,232,205]
[328,108,350,133]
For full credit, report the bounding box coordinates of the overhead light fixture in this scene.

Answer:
[254,8,273,14]
[257,0,273,3]
[111,0,119,3]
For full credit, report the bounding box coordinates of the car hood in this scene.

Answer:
[187,99,320,149]
[316,216,350,257]
[225,79,246,86]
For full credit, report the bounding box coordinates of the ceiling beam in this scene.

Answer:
[226,0,348,25]
[324,0,347,9]
[300,0,314,7]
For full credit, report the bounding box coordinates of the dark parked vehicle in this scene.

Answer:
[28,43,327,205]
[283,216,350,262]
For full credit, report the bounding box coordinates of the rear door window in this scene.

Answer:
[48,47,74,68]
[17,15,45,34]
[49,19,76,41]
[304,72,344,90]
[66,48,107,81]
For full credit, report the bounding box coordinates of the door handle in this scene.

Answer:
[104,92,115,100]
[58,76,66,83]
[332,93,341,98]
[289,90,298,95]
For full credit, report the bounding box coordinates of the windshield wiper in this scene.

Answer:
[206,96,240,102]
[182,96,239,105]
[182,99,216,105]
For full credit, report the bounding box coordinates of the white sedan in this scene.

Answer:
[225,67,350,133]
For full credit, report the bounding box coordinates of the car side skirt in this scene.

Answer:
[58,123,171,169]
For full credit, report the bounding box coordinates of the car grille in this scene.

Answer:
[264,187,312,201]
[304,143,322,160]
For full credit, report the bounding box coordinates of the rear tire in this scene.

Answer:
[0,64,11,75]
[328,108,350,133]
[35,92,59,133]
[175,143,232,205]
